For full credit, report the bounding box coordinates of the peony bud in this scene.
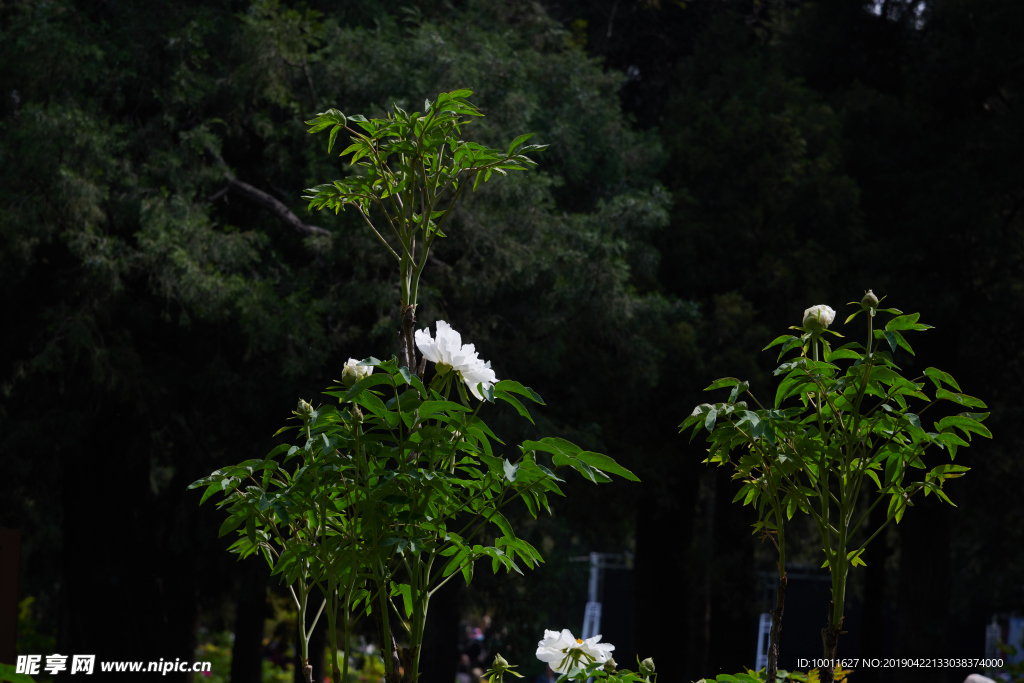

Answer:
[493,654,509,671]
[802,304,836,332]
[862,289,879,309]
[342,357,373,388]
[639,657,656,676]
[296,399,314,421]
[604,658,617,673]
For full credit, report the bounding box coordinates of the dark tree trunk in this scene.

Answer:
[766,574,787,682]
[398,304,417,372]
[819,614,841,683]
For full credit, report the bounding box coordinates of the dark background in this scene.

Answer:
[2,0,1023,681]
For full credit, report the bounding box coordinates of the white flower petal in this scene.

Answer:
[415,328,441,363]
[416,321,497,400]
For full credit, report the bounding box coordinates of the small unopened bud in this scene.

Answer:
[493,654,509,671]
[296,399,314,421]
[862,289,879,309]
[639,657,656,676]
[603,658,617,673]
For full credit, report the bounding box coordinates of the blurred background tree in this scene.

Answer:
[1,1,1022,682]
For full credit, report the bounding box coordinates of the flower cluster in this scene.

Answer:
[415,320,497,400]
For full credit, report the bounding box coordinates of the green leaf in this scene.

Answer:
[827,348,863,362]
[390,582,414,618]
[883,330,899,353]
[507,133,535,155]
[495,390,534,424]
[928,463,970,480]
[924,367,961,392]
[488,510,516,539]
[884,450,902,486]
[328,124,343,154]
[728,381,749,403]
[705,377,741,391]
[886,312,932,332]
[522,437,580,459]
[343,373,394,401]
[887,491,909,523]
[935,388,987,409]
[442,548,469,577]
[775,372,815,408]
[937,415,992,439]
[494,380,544,404]
[575,451,640,482]
[218,514,244,538]
[417,400,473,417]
[763,335,797,351]
[199,482,223,505]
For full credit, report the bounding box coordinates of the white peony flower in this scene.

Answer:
[341,358,373,388]
[415,320,497,400]
[802,304,836,332]
[535,629,614,675]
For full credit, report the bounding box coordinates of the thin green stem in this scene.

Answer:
[307,597,327,640]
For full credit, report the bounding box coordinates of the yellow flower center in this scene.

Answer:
[576,638,583,644]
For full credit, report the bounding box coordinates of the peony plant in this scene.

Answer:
[683,292,991,683]
[190,90,640,683]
